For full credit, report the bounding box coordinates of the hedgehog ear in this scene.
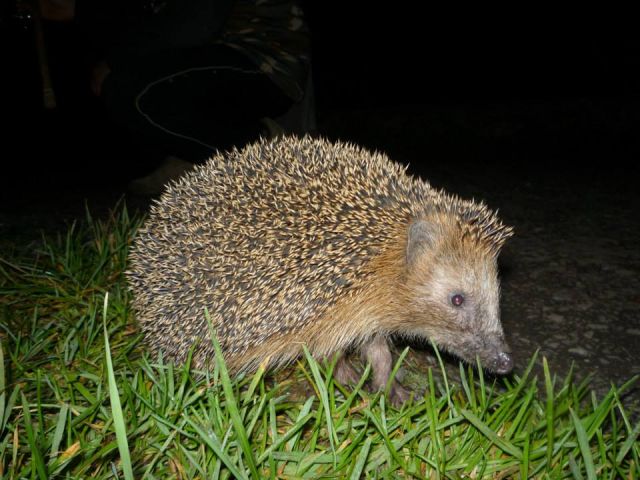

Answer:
[406,220,438,267]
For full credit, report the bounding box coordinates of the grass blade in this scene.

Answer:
[50,403,69,459]
[570,408,596,480]
[615,419,640,464]
[543,356,554,469]
[460,408,522,460]
[257,413,314,465]
[103,293,134,480]
[206,309,260,480]
[186,417,249,480]
[21,392,48,480]
[302,346,338,457]
[349,436,373,480]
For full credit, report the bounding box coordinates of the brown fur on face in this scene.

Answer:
[399,213,512,373]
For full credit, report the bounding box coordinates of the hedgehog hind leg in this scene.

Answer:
[363,334,410,407]
[334,354,362,385]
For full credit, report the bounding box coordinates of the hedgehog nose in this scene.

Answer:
[494,351,513,374]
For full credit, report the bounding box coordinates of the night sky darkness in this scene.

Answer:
[308,7,637,102]
[307,6,640,194]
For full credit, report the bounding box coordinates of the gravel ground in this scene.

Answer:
[2,97,639,414]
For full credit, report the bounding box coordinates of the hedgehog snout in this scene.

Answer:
[492,350,514,375]
[473,336,513,375]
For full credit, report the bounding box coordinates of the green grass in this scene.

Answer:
[0,204,638,479]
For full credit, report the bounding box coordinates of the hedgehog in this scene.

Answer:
[127,135,514,403]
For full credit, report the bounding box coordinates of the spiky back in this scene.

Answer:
[127,136,511,365]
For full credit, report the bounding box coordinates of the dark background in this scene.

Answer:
[1,4,639,238]
[2,5,639,184]
[308,7,637,107]
[1,5,638,186]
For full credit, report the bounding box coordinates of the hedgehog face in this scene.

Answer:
[405,219,513,374]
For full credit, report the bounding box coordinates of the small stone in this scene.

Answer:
[568,347,589,356]
[547,313,564,324]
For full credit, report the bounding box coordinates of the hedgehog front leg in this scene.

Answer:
[363,334,410,406]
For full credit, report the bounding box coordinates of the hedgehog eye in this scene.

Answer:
[451,293,465,307]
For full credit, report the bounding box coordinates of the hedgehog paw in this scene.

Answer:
[389,382,411,407]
